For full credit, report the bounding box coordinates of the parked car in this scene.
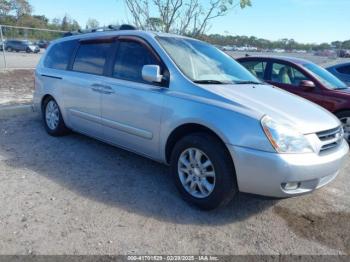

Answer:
[35,40,50,49]
[338,49,350,58]
[5,40,40,53]
[33,29,348,210]
[314,49,337,57]
[327,62,350,86]
[237,56,350,143]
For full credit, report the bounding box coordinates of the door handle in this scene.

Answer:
[91,84,115,94]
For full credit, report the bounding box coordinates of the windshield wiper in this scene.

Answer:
[193,80,230,85]
[234,80,263,85]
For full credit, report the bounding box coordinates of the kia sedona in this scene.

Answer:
[33,27,348,210]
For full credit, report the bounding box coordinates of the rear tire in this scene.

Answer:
[336,111,350,143]
[170,133,238,210]
[42,97,69,137]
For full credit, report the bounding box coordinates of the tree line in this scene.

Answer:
[0,0,349,50]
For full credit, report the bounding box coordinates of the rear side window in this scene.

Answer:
[240,61,267,80]
[336,66,350,75]
[44,40,77,70]
[72,43,112,75]
[113,40,160,83]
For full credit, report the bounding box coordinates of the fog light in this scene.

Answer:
[282,182,301,191]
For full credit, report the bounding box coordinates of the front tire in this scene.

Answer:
[42,98,69,136]
[336,111,350,143]
[170,133,238,210]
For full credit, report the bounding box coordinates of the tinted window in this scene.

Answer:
[44,40,77,70]
[304,63,347,90]
[337,65,350,75]
[271,63,309,86]
[240,61,267,80]
[113,40,160,83]
[73,43,112,75]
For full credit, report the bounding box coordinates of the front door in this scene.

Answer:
[100,37,166,159]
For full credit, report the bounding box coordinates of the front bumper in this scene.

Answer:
[228,140,349,198]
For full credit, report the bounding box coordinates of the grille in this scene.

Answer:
[317,127,343,153]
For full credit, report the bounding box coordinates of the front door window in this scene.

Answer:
[271,63,309,87]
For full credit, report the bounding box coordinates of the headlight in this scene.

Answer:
[261,116,314,154]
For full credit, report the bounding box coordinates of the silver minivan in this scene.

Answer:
[34,28,348,210]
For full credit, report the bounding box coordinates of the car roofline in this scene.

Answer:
[236,55,312,65]
[51,30,194,45]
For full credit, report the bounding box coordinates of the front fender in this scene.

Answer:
[160,93,274,161]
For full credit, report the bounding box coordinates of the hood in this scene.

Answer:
[202,84,340,134]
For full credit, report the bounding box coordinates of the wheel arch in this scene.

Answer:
[164,123,233,165]
[41,94,55,112]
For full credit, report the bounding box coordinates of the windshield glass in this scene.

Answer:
[157,36,260,84]
[304,63,348,90]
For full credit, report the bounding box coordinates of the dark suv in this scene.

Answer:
[237,56,350,141]
[5,40,40,53]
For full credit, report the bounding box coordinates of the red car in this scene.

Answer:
[237,56,350,142]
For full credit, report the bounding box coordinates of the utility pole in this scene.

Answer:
[0,25,7,69]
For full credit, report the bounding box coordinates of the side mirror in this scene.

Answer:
[142,65,163,84]
[300,80,316,91]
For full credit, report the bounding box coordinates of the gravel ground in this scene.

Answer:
[0,51,43,69]
[0,114,349,255]
[0,70,34,107]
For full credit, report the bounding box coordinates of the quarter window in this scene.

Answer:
[240,61,267,80]
[44,40,78,70]
[113,40,160,83]
[73,43,112,75]
[271,63,309,86]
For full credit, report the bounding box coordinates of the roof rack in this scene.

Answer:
[63,24,137,37]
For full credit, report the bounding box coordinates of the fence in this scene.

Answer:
[0,25,67,69]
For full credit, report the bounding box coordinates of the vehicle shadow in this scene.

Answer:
[1,115,277,226]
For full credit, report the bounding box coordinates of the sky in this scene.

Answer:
[28,0,349,44]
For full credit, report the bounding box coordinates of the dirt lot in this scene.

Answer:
[0,114,349,255]
[0,70,34,107]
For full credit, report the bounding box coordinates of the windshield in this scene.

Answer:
[157,36,260,84]
[304,63,348,90]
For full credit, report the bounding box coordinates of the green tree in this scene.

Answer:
[86,18,99,29]
[11,0,32,18]
[0,0,12,15]
[61,14,80,31]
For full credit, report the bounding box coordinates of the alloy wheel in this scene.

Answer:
[177,148,216,199]
[45,100,60,130]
